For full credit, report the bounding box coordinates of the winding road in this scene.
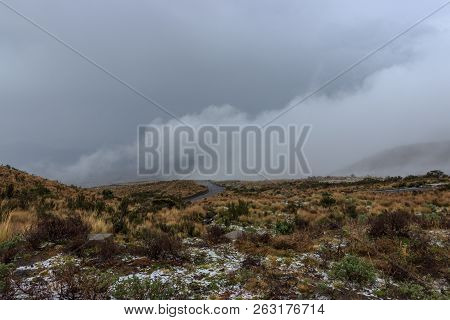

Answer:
[185,180,225,202]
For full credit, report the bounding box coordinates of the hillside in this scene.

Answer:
[335,141,450,177]
[1,166,449,299]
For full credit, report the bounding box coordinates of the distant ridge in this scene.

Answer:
[335,141,450,177]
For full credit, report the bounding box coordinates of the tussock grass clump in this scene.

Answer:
[0,210,35,243]
[221,200,250,226]
[81,214,112,234]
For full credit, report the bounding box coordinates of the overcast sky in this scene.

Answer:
[1,1,450,185]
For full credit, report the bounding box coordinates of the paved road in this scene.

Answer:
[375,183,448,193]
[185,181,225,202]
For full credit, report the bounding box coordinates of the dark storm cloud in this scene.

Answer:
[1,0,449,184]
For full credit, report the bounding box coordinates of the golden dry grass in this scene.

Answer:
[0,210,35,242]
[81,213,113,233]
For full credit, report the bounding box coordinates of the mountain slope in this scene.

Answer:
[335,141,450,176]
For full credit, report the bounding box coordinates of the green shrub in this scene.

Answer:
[68,193,96,211]
[111,276,175,300]
[0,236,22,263]
[389,282,448,300]
[275,221,295,235]
[0,263,13,298]
[112,198,129,234]
[102,189,114,199]
[31,183,51,197]
[320,192,336,208]
[343,200,358,219]
[222,200,250,226]
[5,184,14,199]
[395,282,426,299]
[330,255,376,285]
[52,259,116,299]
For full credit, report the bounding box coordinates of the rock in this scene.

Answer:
[88,233,113,242]
[224,230,244,241]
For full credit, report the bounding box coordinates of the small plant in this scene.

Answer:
[139,228,181,260]
[222,200,250,226]
[112,198,129,234]
[317,211,344,230]
[26,213,90,249]
[343,200,358,219]
[111,276,175,300]
[369,211,412,238]
[52,259,116,299]
[101,189,114,199]
[275,221,295,235]
[330,254,376,285]
[395,282,427,299]
[294,212,314,229]
[68,193,96,211]
[241,255,262,268]
[320,192,336,208]
[0,263,13,298]
[205,225,226,244]
[5,184,14,199]
[229,200,249,216]
[0,236,22,263]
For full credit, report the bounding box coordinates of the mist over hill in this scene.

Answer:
[335,141,450,177]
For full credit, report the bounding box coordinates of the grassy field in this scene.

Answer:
[0,165,448,299]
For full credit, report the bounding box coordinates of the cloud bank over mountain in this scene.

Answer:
[1,1,449,185]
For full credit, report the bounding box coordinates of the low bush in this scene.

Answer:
[271,235,297,250]
[316,212,345,230]
[294,213,311,230]
[139,228,182,260]
[0,263,13,298]
[26,213,90,249]
[0,236,22,263]
[222,200,250,226]
[320,192,336,208]
[393,282,427,300]
[67,194,96,211]
[111,276,176,300]
[242,232,272,246]
[330,255,376,285]
[369,211,412,238]
[5,184,14,199]
[274,221,295,235]
[111,198,129,234]
[51,259,116,299]
[84,239,121,262]
[241,255,262,269]
[343,201,358,219]
[205,225,226,244]
[101,189,114,200]
[407,230,446,276]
